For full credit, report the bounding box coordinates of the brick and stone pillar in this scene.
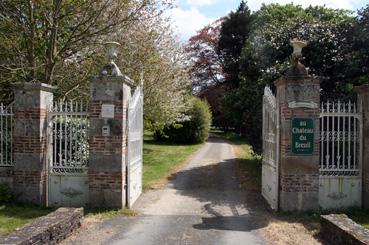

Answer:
[354,85,369,209]
[88,73,132,208]
[13,83,55,206]
[275,51,321,211]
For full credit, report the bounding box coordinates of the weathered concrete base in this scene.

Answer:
[0,207,83,245]
[280,191,319,211]
[89,189,124,208]
[0,167,13,188]
[321,214,369,245]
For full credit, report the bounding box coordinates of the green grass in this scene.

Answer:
[344,208,369,229]
[211,129,261,189]
[84,207,137,220]
[0,204,52,235]
[143,131,202,190]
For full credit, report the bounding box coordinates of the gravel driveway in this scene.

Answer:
[63,137,265,245]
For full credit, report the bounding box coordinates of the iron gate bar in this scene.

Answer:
[320,100,362,176]
[0,102,14,166]
[48,100,89,174]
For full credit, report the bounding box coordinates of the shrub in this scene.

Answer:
[157,98,212,144]
[0,183,12,204]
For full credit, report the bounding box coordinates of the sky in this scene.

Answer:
[169,0,369,41]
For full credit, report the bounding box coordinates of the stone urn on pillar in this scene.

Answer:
[274,38,321,211]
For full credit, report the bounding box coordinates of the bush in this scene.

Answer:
[0,183,12,204]
[156,98,212,144]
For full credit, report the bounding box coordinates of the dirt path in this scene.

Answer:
[63,137,264,245]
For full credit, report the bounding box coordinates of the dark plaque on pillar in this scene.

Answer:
[291,118,314,155]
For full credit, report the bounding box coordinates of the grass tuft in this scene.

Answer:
[0,204,53,235]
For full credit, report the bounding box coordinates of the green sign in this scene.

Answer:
[291,118,314,155]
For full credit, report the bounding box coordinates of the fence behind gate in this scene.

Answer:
[48,101,89,207]
[319,100,362,209]
[0,102,13,167]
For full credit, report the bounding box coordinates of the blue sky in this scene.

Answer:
[169,0,369,41]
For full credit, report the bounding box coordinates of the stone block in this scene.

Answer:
[321,214,369,245]
[0,207,83,245]
[0,167,13,188]
[280,191,319,211]
[89,188,123,208]
[88,154,124,172]
[13,154,46,171]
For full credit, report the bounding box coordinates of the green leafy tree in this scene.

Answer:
[0,0,193,132]
[223,3,356,152]
[156,97,212,144]
[217,0,253,88]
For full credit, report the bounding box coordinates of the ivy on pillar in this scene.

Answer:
[88,42,132,208]
[13,83,55,206]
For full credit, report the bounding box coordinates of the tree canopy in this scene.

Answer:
[188,2,369,152]
[0,0,192,131]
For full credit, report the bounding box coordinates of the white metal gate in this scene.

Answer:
[319,101,362,209]
[47,101,89,207]
[127,86,143,208]
[261,87,279,210]
[0,103,13,167]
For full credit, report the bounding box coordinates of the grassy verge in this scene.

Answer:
[143,131,202,190]
[211,129,261,191]
[84,208,137,221]
[0,204,52,235]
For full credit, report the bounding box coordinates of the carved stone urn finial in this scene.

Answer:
[290,38,307,63]
[286,38,308,76]
[101,41,123,77]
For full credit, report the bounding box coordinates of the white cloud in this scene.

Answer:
[169,7,214,41]
[186,0,217,6]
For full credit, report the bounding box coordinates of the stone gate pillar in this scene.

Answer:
[354,85,369,209]
[275,42,321,211]
[88,59,132,208]
[13,83,55,206]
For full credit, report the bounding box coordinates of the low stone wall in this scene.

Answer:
[0,207,83,245]
[321,214,369,245]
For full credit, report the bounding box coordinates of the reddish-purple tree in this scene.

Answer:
[186,18,225,93]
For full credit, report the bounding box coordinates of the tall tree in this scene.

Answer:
[0,0,193,132]
[186,18,224,93]
[217,0,253,88]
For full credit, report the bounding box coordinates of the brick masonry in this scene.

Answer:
[280,174,319,192]
[89,172,123,190]
[12,83,54,206]
[88,76,132,208]
[275,74,321,211]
